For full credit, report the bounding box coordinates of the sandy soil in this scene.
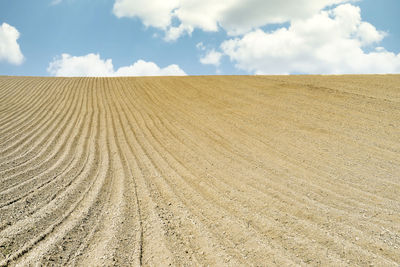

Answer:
[0,75,399,266]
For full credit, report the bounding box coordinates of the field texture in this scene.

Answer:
[0,75,399,266]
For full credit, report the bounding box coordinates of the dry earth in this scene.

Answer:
[0,75,399,266]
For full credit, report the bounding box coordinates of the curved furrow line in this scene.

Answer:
[150,111,399,264]
[224,77,400,165]
[233,78,399,165]
[113,77,234,263]
[0,154,74,208]
[0,75,398,266]
[146,111,400,265]
[2,80,63,139]
[120,80,399,265]
[0,78,77,162]
[139,86,398,233]
[145,79,400,216]
[242,86,400,173]
[127,136,301,265]
[111,79,230,264]
[0,77,41,121]
[115,79,311,265]
[74,78,142,266]
[186,88,398,234]
[0,78,65,119]
[0,79,90,219]
[0,109,94,224]
[0,78,31,115]
[0,87,80,183]
[282,77,400,114]
[135,78,400,264]
[142,91,399,244]
[0,79,93,214]
[203,107,400,204]
[0,78,73,166]
[111,79,256,266]
[58,78,119,266]
[215,75,393,123]
[1,149,108,266]
[223,115,400,204]
[163,77,400,175]
[0,81,109,266]
[144,78,400,264]
[61,80,116,266]
[0,77,19,102]
[33,126,106,265]
[159,78,400,190]
[25,79,110,265]
[140,79,399,224]
[0,79,84,172]
[45,77,117,266]
[0,78,47,138]
[0,112,83,198]
[0,81,94,220]
[0,77,58,138]
[0,83,79,178]
[0,78,87,189]
[6,86,94,228]
[0,78,71,151]
[108,79,186,266]
[104,78,143,265]
[259,75,400,104]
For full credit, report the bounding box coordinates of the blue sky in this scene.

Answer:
[0,0,399,76]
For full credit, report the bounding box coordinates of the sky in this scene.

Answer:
[0,0,399,76]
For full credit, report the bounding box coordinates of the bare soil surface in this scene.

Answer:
[0,75,399,266]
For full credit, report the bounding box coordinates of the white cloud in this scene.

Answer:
[357,22,385,46]
[47,53,186,77]
[219,0,352,35]
[112,1,399,74]
[196,42,205,51]
[47,54,113,76]
[200,50,222,66]
[115,60,186,76]
[0,23,24,65]
[112,0,351,40]
[113,0,179,29]
[221,4,400,74]
[164,24,193,42]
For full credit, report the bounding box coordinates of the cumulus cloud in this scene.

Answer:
[115,60,186,76]
[47,53,186,77]
[0,23,24,65]
[113,0,179,29]
[112,0,351,40]
[200,50,222,66]
[221,4,400,74]
[112,1,399,74]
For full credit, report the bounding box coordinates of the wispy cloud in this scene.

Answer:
[50,0,62,6]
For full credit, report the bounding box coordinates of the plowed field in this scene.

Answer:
[0,75,399,266]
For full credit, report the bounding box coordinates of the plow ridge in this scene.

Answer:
[0,75,399,266]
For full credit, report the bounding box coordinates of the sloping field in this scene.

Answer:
[0,75,399,266]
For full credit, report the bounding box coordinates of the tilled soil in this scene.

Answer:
[0,75,399,266]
